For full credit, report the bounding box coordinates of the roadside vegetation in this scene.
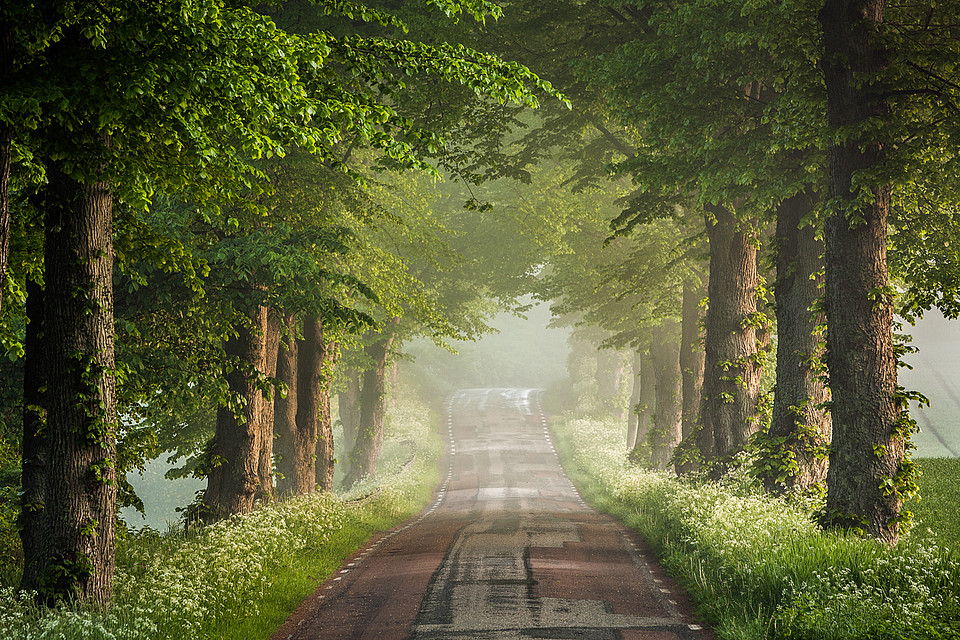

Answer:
[552,415,960,640]
[0,397,441,640]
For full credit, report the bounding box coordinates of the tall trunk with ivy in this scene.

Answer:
[203,305,268,521]
[697,204,767,475]
[627,343,654,465]
[274,313,299,495]
[757,190,831,493]
[674,276,706,474]
[292,316,338,494]
[256,312,281,502]
[819,0,910,543]
[337,368,362,482]
[20,158,117,604]
[314,334,339,492]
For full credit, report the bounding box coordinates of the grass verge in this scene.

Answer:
[910,457,960,552]
[0,396,441,640]
[552,415,960,640]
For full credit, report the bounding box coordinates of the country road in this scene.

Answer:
[272,388,713,640]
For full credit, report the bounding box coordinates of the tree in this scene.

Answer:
[675,275,706,474]
[298,316,338,493]
[756,190,831,494]
[696,205,768,473]
[203,305,270,522]
[342,320,399,487]
[649,321,682,469]
[629,347,655,455]
[817,0,906,543]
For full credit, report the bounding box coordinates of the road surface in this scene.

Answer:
[272,388,713,640]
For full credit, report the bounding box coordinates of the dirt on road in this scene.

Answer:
[272,388,714,640]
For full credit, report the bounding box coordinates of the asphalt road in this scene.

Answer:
[272,388,714,640]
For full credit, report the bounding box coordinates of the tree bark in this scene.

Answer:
[596,349,626,419]
[0,20,13,312]
[256,312,281,502]
[762,190,831,494]
[650,322,682,470]
[291,315,325,494]
[338,368,362,482]
[627,344,655,465]
[315,336,339,492]
[274,313,299,496]
[342,326,397,488]
[819,0,904,543]
[19,160,117,604]
[19,278,46,595]
[698,204,765,475]
[676,276,706,474]
[203,305,268,522]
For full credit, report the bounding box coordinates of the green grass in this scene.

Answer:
[910,457,960,551]
[0,395,442,640]
[204,484,438,640]
[552,415,960,640]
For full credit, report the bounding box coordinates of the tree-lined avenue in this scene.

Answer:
[272,388,712,640]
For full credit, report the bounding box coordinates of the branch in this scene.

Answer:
[590,118,636,159]
[906,60,960,92]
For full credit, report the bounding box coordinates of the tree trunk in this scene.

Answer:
[20,161,117,604]
[596,349,626,419]
[698,204,765,475]
[256,312,281,502]
[19,278,46,594]
[338,368,362,482]
[627,344,655,465]
[388,360,400,409]
[676,276,706,474]
[342,327,397,488]
[819,0,904,543]
[761,190,831,494]
[289,315,323,495]
[203,305,268,522]
[0,20,13,312]
[274,313,299,496]
[650,322,683,470]
[626,350,641,449]
[310,328,339,493]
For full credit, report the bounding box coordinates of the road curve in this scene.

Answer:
[272,388,714,640]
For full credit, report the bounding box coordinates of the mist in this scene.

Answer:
[901,309,960,457]
[402,301,571,397]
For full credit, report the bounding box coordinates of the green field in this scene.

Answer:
[911,457,960,551]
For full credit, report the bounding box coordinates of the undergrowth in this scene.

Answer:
[0,396,441,640]
[552,415,960,640]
